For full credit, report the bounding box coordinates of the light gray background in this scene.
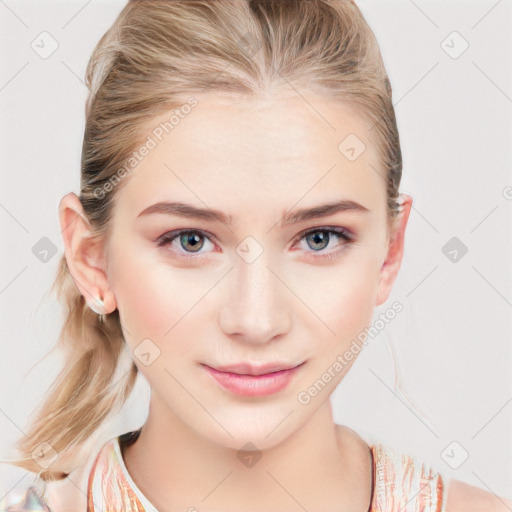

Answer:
[1,0,511,504]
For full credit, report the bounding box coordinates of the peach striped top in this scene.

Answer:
[85,430,448,512]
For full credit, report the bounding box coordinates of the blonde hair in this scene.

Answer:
[5,0,403,482]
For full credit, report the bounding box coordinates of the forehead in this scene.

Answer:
[113,91,385,222]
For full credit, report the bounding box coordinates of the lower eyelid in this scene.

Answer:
[158,228,352,256]
[295,229,352,252]
[160,231,216,254]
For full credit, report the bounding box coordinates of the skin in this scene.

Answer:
[59,91,511,511]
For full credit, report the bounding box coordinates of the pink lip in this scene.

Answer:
[202,362,304,397]
[212,361,303,376]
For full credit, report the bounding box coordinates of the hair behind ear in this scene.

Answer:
[2,256,137,482]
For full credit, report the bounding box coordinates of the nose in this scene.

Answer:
[218,254,292,345]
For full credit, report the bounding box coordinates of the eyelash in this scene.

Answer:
[156,226,354,261]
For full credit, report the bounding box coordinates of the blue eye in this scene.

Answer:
[156,226,354,260]
[298,227,353,257]
[157,230,215,256]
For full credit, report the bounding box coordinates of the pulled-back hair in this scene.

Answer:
[6,0,402,482]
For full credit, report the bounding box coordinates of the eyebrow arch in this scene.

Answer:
[280,200,369,226]
[136,200,369,227]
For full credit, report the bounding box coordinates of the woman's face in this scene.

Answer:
[102,91,404,449]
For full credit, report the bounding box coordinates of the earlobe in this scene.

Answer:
[58,192,115,314]
[375,193,413,307]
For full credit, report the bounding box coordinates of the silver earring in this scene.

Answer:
[88,297,105,315]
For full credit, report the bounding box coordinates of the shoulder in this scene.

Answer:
[342,429,512,512]
[340,427,446,511]
[44,435,116,512]
[44,470,89,512]
[445,478,512,512]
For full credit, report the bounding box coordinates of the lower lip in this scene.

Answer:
[202,364,303,397]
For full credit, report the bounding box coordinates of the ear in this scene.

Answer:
[375,193,413,307]
[58,192,116,314]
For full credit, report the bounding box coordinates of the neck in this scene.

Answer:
[122,393,372,511]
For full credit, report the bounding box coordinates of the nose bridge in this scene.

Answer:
[239,252,275,309]
[219,247,291,343]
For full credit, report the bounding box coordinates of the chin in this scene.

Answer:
[189,405,308,451]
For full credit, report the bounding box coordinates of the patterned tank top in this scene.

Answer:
[85,430,449,512]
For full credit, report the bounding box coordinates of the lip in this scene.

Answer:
[202,362,305,397]
[212,361,303,376]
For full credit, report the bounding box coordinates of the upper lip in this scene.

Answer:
[205,361,304,376]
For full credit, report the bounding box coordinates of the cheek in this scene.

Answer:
[108,242,218,362]
[302,254,380,347]
[107,242,185,344]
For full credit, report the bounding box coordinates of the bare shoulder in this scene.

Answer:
[445,478,512,512]
[44,455,93,512]
[45,470,88,512]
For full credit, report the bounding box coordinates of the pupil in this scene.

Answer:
[181,232,203,252]
[307,231,328,251]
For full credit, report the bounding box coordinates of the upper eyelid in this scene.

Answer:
[300,225,353,237]
[158,226,353,252]
[159,225,352,241]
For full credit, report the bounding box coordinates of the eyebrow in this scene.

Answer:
[136,199,369,227]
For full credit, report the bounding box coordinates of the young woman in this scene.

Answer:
[3,0,511,510]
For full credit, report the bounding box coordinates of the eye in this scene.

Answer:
[156,229,216,257]
[293,226,354,259]
[156,226,354,259]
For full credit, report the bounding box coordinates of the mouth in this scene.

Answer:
[209,361,305,376]
[201,361,305,397]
